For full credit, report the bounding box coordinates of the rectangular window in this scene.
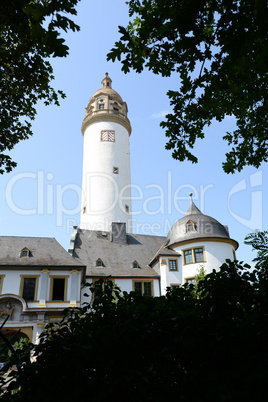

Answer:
[52,278,65,301]
[194,248,204,262]
[99,104,104,110]
[20,276,39,301]
[184,249,193,264]
[49,276,68,301]
[144,282,152,296]
[183,247,205,265]
[101,130,115,142]
[133,281,153,296]
[186,277,195,285]
[169,259,178,271]
[23,278,36,301]
[134,282,142,294]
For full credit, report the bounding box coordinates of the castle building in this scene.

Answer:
[0,74,238,344]
[70,74,238,304]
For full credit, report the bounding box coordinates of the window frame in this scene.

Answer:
[182,247,205,265]
[96,258,104,267]
[168,259,178,271]
[184,277,196,285]
[132,280,154,296]
[49,276,68,302]
[186,220,196,233]
[19,275,40,302]
[20,248,30,258]
[0,275,5,294]
[100,130,115,142]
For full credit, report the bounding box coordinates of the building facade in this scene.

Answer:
[0,237,84,344]
[71,73,238,306]
[0,74,238,344]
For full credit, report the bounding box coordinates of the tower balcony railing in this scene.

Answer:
[86,108,128,121]
[82,107,132,135]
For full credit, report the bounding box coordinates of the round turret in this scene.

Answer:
[81,73,131,136]
[167,200,238,249]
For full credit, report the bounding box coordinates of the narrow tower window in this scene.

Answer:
[113,167,119,174]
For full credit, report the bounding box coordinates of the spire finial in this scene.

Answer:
[189,192,193,201]
[102,73,112,88]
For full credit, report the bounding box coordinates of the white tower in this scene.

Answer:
[80,73,132,232]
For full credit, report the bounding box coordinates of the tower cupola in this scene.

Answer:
[82,73,131,136]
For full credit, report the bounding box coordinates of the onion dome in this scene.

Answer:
[81,73,131,135]
[167,200,238,249]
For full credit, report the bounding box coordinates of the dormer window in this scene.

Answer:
[132,261,139,268]
[21,248,30,258]
[186,220,195,232]
[96,258,104,267]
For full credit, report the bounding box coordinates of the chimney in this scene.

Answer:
[111,222,127,244]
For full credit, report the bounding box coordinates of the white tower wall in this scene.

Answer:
[80,74,132,232]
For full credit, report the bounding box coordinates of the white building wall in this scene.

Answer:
[81,277,160,305]
[80,120,132,232]
[0,269,82,306]
[172,240,235,282]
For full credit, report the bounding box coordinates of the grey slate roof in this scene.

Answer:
[73,229,168,277]
[0,237,84,268]
[167,201,238,248]
[148,243,181,266]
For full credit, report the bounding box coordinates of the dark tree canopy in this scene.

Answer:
[0,0,80,174]
[107,0,268,173]
[1,246,268,401]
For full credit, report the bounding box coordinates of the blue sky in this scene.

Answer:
[0,0,267,264]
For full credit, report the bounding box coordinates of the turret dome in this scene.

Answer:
[81,73,131,135]
[167,200,238,249]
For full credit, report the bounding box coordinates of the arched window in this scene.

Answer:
[96,258,104,267]
[186,220,195,232]
[20,248,30,258]
[132,261,139,269]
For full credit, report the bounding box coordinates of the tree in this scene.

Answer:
[1,254,268,401]
[0,0,80,174]
[107,0,268,173]
[245,230,268,267]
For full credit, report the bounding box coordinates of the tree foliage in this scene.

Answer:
[0,0,80,174]
[107,0,268,173]
[1,255,268,401]
[245,230,268,267]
